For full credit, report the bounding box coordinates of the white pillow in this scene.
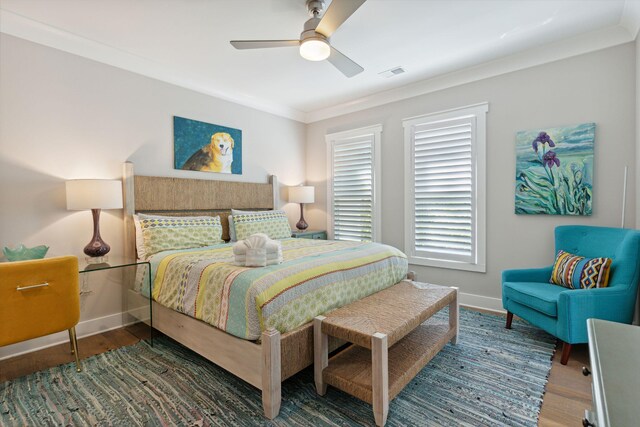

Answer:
[228,215,236,242]
[133,214,145,259]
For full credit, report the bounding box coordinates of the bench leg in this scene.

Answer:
[372,333,389,426]
[314,316,328,395]
[449,287,459,345]
[261,328,281,419]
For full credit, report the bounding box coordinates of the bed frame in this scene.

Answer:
[122,162,415,419]
[122,162,308,418]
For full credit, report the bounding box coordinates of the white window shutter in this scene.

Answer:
[326,125,382,242]
[412,118,475,263]
[404,103,487,272]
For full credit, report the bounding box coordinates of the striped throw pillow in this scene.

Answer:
[233,210,291,241]
[550,250,612,289]
[134,214,223,260]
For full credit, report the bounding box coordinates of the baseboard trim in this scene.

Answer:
[459,292,505,314]
[1,292,505,360]
[0,312,130,360]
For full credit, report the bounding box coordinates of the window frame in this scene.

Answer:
[403,103,488,272]
[326,124,382,242]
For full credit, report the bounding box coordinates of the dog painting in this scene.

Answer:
[182,131,235,173]
[174,116,242,174]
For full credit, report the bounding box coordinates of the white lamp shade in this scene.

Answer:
[289,186,315,204]
[66,179,123,210]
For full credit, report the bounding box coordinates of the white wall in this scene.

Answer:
[637,35,640,229]
[0,34,306,357]
[636,34,640,323]
[307,43,636,309]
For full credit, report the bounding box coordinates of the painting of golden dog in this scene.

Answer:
[174,116,242,174]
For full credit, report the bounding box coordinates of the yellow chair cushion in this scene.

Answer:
[0,256,80,346]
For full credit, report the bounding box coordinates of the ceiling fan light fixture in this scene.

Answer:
[230,0,366,76]
[299,38,330,61]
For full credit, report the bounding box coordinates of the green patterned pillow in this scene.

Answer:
[233,210,291,241]
[134,214,223,260]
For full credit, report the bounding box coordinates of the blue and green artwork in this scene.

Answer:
[174,116,242,175]
[515,123,594,215]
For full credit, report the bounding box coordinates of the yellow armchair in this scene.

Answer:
[0,256,82,371]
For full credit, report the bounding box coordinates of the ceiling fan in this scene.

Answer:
[230,0,366,78]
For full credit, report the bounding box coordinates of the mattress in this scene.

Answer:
[148,238,408,340]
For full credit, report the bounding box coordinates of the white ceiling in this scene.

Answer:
[1,0,639,122]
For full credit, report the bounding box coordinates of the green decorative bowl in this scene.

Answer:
[3,244,49,261]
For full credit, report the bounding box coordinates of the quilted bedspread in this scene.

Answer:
[149,238,408,340]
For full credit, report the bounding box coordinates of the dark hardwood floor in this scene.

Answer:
[0,319,591,426]
[0,323,151,382]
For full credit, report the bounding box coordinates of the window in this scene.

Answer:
[326,125,382,242]
[403,103,488,272]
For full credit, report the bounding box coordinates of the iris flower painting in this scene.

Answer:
[515,123,594,215]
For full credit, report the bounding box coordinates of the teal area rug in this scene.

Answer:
[0,309,555,426]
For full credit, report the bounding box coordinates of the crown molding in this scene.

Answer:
[305,25,634,123]
[621,0,640,40]
[0,9,308,123]
[1,9,635,125]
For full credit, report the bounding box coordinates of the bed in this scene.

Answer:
[122,162,412,419]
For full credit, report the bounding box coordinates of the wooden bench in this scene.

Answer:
[313,280,458,426]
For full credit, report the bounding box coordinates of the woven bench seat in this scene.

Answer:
[314,280,459,427]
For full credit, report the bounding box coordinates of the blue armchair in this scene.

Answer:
[502,225,640,364]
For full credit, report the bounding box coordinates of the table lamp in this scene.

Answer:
[66,179,123,262]
[289,185,315,231]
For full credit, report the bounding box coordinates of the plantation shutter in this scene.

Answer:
[410,117,476,263]
[328,127,380,242]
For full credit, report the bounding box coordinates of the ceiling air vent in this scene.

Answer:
[378,67,406,78]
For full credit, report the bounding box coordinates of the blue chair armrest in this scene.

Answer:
[502,266,553,283]
[557,286,636,343]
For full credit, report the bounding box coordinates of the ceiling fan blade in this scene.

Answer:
[328,46,363,78]
[230,40,300,49]
[315,0,366,38]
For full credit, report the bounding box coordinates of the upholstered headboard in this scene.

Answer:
[122,162,278,259]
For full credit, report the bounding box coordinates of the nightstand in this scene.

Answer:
[291,230,327,240]
[78,257,153,344]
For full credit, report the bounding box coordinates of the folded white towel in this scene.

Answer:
[233,234,281,254]
[264,240,281,253]
[245,247,266,267]
[233,233,283,267]
[245,233,269,248]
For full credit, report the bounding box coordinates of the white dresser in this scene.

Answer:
[584,319,640,427]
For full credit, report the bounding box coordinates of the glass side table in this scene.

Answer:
[78,257,153,345]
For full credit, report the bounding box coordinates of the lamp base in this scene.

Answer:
[83,242,111,258]
[296,203,309,231]
[85,256,109,265]
[83,208,111,258]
